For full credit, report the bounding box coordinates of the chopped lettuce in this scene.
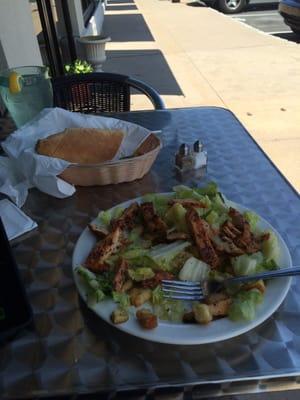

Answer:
[112,291,130,309]
[205,209,228,229]
[173,185,211,207]
[127,255,158,271]
[194,182,219,197]
[154,298,185,322]
[97,206,125,227]
[244,211,260,232]
[262,231,280,264]
[231,255,276,276]
[232,252,264,276]
[122,248,149,260]
[228,289,263,321]
[98,210,112,227]
[179,257,209,281]
[152,286,164,305]
[126,227,151,250]
[142,193,174,217]
[76,266,106,304]
[165,203,188,232]
[149,241,190,271]
[168,251,192,273]
[128,267,155,282]
[210,193,228,213]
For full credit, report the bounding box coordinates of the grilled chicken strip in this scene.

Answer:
[186,208,220,269]
[224,208,261,254]
[113,258,129,292]
[140,202,167,238]
[111,202,140,231]
[88,223,109,239]
[85,227,122,272]
[166,230,189,241]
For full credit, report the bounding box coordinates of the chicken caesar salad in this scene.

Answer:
[76,183,280,330]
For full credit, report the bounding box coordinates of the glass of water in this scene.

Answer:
[0,66,53,128]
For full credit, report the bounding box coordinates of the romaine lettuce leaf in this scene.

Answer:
[76,266,107,304]
[205,209,228,228]
[165,203,188,232]
[142,193,174,217]
[244,211,260,232]
[194,182,219,197]
[149,241,190,271]
[154,298,185,322]
[128,267,155,282]
[262,231,280,264]
[122,248,149,260]
[112,291,130,309]
[228,289,263,321]
[232,252,264,276]
[97,206,125,227]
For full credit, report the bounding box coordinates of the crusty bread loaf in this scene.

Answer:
[36,128,124,164]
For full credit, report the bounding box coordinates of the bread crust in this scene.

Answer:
[36,128,124,164]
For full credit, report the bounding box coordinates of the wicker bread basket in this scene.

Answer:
[59,133,162,186]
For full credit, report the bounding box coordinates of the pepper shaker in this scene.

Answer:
[175,144,194,172]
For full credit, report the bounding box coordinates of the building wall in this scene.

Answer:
[0,0,42,70]
[67,0,106,59]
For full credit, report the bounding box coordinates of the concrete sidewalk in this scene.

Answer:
[103,0,300,192]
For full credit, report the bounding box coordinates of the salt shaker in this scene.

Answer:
[192,140,207,170]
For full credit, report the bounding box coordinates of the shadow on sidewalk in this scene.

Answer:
[103,3,184,96]
[102,13,155,42]
[109,0,135,2]
[106,4,138,11]
[104,49,183,95]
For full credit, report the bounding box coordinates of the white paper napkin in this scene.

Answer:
[0,107,151,207]
[0,199,38,240]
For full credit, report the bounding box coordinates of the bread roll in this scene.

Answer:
[36,128,124,164]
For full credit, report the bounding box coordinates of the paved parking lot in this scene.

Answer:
[230,0,300,43]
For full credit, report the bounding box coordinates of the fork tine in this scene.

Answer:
[162,280,201,288]
[162,287,202,295]
[163,294,203,301]
[161,279,204,301]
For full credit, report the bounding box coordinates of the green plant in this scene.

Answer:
[64,59,93,75]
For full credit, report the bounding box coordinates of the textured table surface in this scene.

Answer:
[0,107,300,399]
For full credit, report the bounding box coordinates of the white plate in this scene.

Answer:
[72,195,292,345]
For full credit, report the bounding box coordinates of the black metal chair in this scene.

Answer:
[52,72,165,113]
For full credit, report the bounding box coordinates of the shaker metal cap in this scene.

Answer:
[179,143,190,156]
[193,140,203,152]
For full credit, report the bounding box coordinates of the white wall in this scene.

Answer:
[83,1,106,36]
[66,0,106,59]
[0,0,42,69]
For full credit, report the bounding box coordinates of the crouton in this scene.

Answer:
[208,298,232,317]
[129,288,152,307]
[111,308,129,324]
[136,309,158,329]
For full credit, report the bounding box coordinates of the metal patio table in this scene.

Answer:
[1,107,300,399]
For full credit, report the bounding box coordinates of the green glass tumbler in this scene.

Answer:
[0,66,53,128]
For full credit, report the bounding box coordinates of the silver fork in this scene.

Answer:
[161,266,300,301]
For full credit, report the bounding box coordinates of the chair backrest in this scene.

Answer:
[52,72,165,113]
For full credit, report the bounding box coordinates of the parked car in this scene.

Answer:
[279,0,300,34]
[201,0,249,14]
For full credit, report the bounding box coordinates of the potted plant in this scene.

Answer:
[64,59,93,75]
[78,35,111,72]
[64,60,94,108]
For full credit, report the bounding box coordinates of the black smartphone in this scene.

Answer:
[0,217,33,342]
